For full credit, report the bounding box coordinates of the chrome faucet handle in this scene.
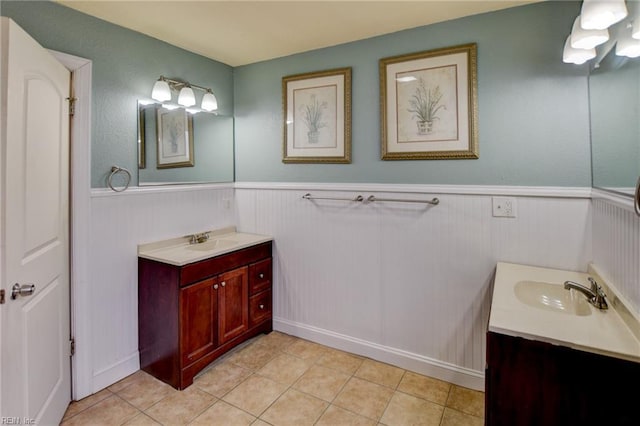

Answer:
[587,277,608,310]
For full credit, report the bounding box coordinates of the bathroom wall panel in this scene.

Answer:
[89,186,235,391]
[236,186,592,389]
[592,199,640,313]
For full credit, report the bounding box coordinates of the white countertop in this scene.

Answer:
[490,262,640,363]
[138,226,273,266]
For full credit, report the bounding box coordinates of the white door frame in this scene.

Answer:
[50,50,93,400]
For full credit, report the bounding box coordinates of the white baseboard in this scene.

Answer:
[91,352,140,395]
[274,317,485,391]
[235,181,591,198]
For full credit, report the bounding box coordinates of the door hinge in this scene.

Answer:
[0,289,5,304]
[70,338,75,356]
[66,97,77,116]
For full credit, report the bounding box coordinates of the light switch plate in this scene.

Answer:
[492,197,517,218]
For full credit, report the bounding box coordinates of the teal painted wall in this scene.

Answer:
[234,1,591,186]
[1,0,234,188]
[2,1,592,187]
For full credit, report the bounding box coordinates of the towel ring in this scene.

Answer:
[107,166,131,192]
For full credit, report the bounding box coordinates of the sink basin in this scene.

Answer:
[186,238,238,252]
[514,280,592,316]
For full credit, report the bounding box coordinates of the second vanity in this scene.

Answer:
[137,227,273,390]
[486,262,640,425]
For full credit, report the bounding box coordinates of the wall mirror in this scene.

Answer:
[137,101,234,185]
[588,46,640,198]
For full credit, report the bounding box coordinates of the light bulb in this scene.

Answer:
[177,86,196,107]
[580,0,627,30]
[201,91,218,111]
[570,16,609,49]
[151,78,171,102]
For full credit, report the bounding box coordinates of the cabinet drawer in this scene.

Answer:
[180,242,272,286]
[249,258,272,295]
[249,290,272,327]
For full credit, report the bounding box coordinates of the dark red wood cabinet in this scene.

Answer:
[138,241,272,390]
[485,331,640,426]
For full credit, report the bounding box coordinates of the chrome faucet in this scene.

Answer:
[563,277,608,310]
[189,232,210,244]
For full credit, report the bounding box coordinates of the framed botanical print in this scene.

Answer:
[282,67,352,163]
[156,106,194,168]
[380,43,478,160]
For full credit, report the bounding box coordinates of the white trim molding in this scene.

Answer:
[91,182,234,198]
[591,188,635,213]
[235,181,592,198]
[274,318,485,390]
[51,50,93,401]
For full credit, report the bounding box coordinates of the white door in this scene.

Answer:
[1,17,71,425]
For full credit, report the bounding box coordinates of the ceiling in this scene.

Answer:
[57,1,538,66]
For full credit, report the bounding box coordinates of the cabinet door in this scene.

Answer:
[180,278,218,366]
[218,266,249,344]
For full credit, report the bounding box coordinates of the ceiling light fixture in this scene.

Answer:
[580,0,628,30]
[151,76,218,112]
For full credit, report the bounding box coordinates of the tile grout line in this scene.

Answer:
[66,332,485,425]
[60,389,115,423]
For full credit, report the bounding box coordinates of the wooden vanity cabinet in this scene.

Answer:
[485,331,640,426]
[138,241,272,390]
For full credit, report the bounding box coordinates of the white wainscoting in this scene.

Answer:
[235,184,592,390]
[88,185,235,392]
[592,198,640,315]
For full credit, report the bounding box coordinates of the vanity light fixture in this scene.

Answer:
[151,76,218,112]
[395,76,417,82]
[616,24,640,57]
[580,0,628,30]
[177,84,196,107]
[562,1,639,65]
[151,78,171,102]
[200,90,218,112]
[563,36,596,64]
[570,16,610,49]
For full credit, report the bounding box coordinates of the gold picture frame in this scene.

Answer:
[156,106,194,169]
[282,67,352,163]
[137,103,146,169]
[380,43,478,160]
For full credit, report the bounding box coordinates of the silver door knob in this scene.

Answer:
[259,273,264,279]
[11,283,35,300]
[259,304,264,310]
[221,282,226,287]
[213,284,219,290]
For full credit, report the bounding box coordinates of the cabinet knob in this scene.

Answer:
[259,304,264,310]
[259,273,264,279]
[213,284,219,290]
[221,281,226,287]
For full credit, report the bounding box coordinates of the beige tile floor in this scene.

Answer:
[62,332,484,425]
